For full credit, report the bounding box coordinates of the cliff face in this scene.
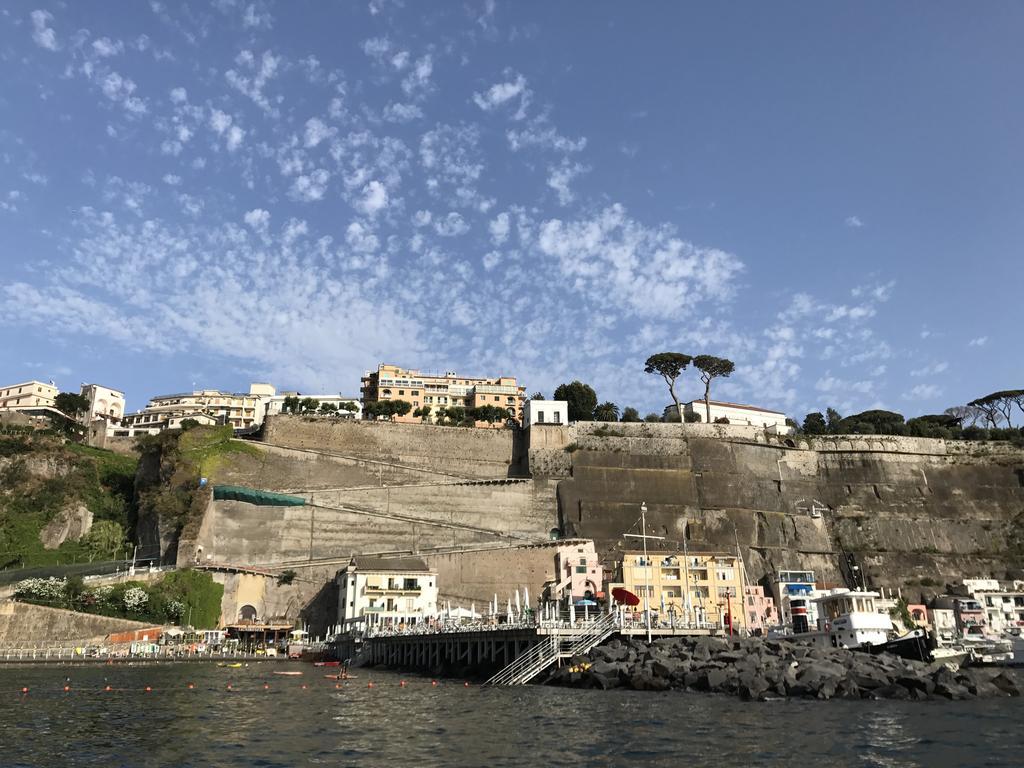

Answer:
[552,424,1024,594]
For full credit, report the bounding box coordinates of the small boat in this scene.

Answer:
[218,662,244,668]
[324,673,357,680]
[273,670,304,676]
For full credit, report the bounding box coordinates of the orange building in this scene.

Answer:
[360,364,526,426]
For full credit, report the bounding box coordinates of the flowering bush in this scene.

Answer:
[166,600,185,620]
[122,587,149,613]
[14,577,66,602]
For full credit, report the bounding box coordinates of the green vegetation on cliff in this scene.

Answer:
[14,568,224,628]
[0,433,137,569]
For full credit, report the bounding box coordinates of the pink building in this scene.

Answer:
[743,585,777,634]
[552,541,604,604]
[907,603,929,629]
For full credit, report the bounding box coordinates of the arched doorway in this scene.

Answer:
[238,604,258,622]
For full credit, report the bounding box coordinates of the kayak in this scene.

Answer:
[273,671,304,676]
[218,663,244,668]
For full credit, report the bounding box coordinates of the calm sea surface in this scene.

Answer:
[0,664,1021,768]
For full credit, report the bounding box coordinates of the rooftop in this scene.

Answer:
[350,555,433,573]
[683,399,787,416]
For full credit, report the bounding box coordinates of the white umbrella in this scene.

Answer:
[506,598,513,620]
[569,601,576,625]
[514,589,521,614]
[523,586,530,612]
[470,602,476,619]
[493,593,498,616]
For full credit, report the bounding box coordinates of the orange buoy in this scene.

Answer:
[431,680,438,687]
[63,685,71,692]
[301,684,307,690]
[20,687,29,694]
[367,681,374,688]
[400,680,406,687]
[104,685,113,692]
[145,686,152,693]
[188,682,195,689]
[334,683,341,689]
[464,682,470,687]
[227,683,233,691]
[263,683,269,690]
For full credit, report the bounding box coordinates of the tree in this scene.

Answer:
[338,401,359,414]
[802,412,827,435]
[444,406,466,426]
[389,400,412,420]
[281,395,301,414]
[825,407,843,434]
[83,520,126,560]
[471,404,506,424]
[299,397,320,414]
[643,412,661,423]
[277,569,297,586]
[593,402,620,422]
[54,392,90,420]
[621,407,641,423]
[683,411,701,423]
[944,405,983,427]
[413,405,432,422]
[318,402,338,416]
[970,390,1024,428]
[553,381,598,423]
[530,392,545,401]
[693,355,735,424]
[643,353,692,426]
[179,418,200,431]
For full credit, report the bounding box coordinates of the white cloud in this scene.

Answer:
[304,117,335,148]
[845,215,864,228]
[162,174,182,185]
[489,212,510,245]
[225,50,282,115]
[362,37,391,58]
[355,180,389,216]
[547,160,588,205]
[401,55,433,96]
[242,3,273,29]
[473,72,530,119]
[968,336,988,347]
[537,204,744,317]
[419,124,488,210]
[910,361,948,377]
[99,72,147,114]
[412,210,432,227]
[209,110,233,135]
[903,384,941,400]
[507,122,586,153]
[433,212,469,237]
[22,172,48,186]
[383,102,423,123]
[482,250,501,270]
[169,87,188,103]
[346,220,379,253]
[244,208,271,231]
[226,125,245,152]
[31,10,59,51]
[289,169,330,202]
[92,37,123,57]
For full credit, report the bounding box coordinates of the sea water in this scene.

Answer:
[0,664,1021,767]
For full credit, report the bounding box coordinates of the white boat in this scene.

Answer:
[961,625,1015,665]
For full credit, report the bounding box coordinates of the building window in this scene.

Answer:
[553,412,561,424]
[537,411,545,423]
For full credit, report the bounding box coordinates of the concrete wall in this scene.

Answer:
[422,543,563,607]
[262,416,518,479]
[0,601,155,646]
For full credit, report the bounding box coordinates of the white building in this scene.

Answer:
[335,556,438,632]
[118,383,272,436]
[0,380,58,413]
[80,383,125,424]
[523,399,568,427]
[961,579,1024,633]
[664,399,790,430]
[264,392,362,419]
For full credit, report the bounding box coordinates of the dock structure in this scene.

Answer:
[348,619,725,684]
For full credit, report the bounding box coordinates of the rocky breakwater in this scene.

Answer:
[548,636,1023,701]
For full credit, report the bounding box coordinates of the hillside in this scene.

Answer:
[0,429,137,570]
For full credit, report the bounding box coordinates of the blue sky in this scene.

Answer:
[1,2,1021,417]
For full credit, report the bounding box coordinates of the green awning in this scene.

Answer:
[213,485,306,507]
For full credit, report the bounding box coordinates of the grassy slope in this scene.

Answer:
[0,435,138,569]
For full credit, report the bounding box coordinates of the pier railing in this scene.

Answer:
[484,612,619,686]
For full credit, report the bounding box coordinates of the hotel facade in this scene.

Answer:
[360,364,526,426]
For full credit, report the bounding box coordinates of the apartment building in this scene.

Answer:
[0,380,58,412]
[335,556,439,632]
[119,383,271,435]
[360,363,526,426]
[609,551,747,630]
[80,383,126,423]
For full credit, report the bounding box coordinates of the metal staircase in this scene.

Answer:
[484,613,619,686]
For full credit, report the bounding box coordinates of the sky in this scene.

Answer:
[1,2,1021,417]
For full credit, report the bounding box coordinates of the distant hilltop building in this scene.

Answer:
[80,383,125,423]
[523,399,568,426]
[664,399,790,430]
[119,383,272,435]
[0,379,58,413]
[360,363,526,426]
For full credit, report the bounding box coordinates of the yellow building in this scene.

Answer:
[121,384,267,434]
[0,380,58,412]
[360,364,526,426]
[610,551,747,630]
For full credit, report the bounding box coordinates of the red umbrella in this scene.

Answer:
[612,587,640,606]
